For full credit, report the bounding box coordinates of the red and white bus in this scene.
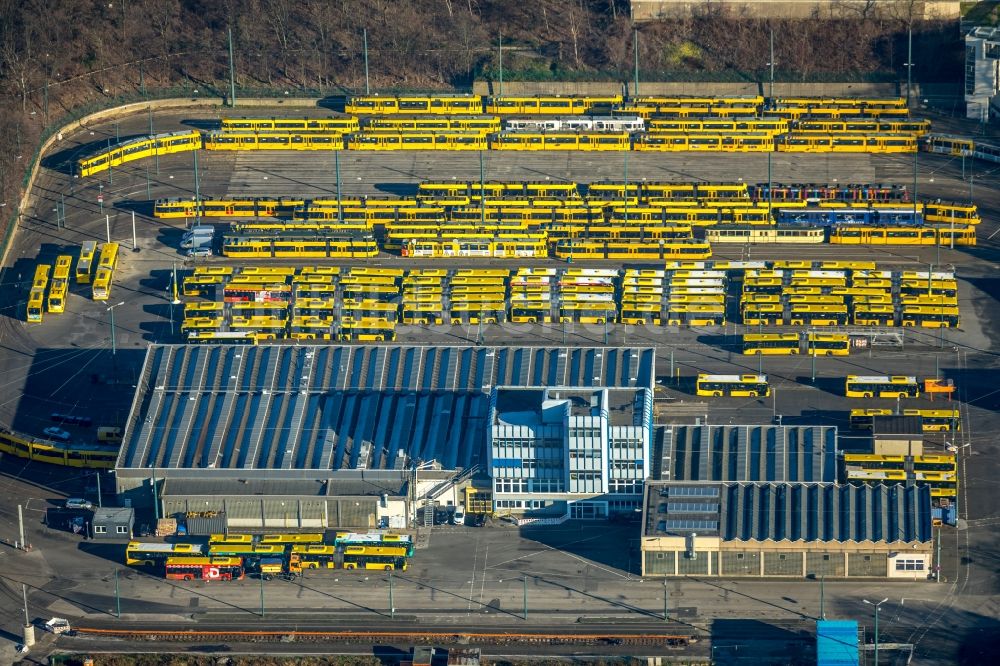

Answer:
[164,556,244,581]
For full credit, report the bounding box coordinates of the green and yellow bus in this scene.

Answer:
[696,374,770,397]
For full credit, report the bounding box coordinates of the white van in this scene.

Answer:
[180,228,214,249]
[451,505,466,525]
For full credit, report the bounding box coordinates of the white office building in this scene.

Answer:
[488,386,653,519]
[965,27,1000,121]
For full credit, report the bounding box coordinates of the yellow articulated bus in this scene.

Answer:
[900,305,960,328]
[259,533,325,545]
[76,241,98,284]
[844,375,919,399]
[619,303,662,325]
[187,331,260,344]
[558,300,618,324]
[666,304,725,326]
[448,303,506,325]
[402,303,445,325]
[92,242,120,301]
[696,374,770,397]
[788,304,849,326]
[290,316,334,340]
[853,304,896,326]
[346,94,484,115]
[905,409,962,432]
[27,264,51,323]
[337,319,397,342]
[48,256,71,313]
[741,333,800,355]
[805,333,850,355]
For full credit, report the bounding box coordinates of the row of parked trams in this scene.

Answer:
[125,531,415,581]
[75,94,962,177]
[146,179,977,261]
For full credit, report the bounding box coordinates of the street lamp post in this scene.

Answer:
[863,597,889,665]
[107,301,125,355]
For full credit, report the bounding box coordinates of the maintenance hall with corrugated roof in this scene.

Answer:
[640,480,934,580]
[116,344,656,529]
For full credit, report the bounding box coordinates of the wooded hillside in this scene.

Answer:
[0,0,960,229]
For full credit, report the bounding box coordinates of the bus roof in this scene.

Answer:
[698,374,766,382]
[847,375,916,382]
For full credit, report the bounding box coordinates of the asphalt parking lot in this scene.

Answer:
[0,106,998,662]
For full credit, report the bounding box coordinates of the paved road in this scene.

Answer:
[0,106,998,663]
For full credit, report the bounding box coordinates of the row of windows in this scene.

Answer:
[495,499,554,509]
[94,525,129,534]
[569,450,602,460]
[609,480,642,494]
[610,438,643,448]
[895,558,926,571]
[570,472,601,482]
[568,427,602,439]
[493,437,563,449]
[495,478,567,494]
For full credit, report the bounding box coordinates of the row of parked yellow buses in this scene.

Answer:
[24,242,122,322]
[125,531,415,580]
[695,373,944,399]
[740,267,959,328]
[176,261,957,341]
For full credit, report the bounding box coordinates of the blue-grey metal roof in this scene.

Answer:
[645,481,932,544]
[662,425,837,483]
[119,344,654,472]
[816,620,859,666]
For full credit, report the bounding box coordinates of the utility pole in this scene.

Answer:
[259,573,265,617]
[663,579,669,621]
[335,150,342,221]
[193,150,201,222]
[18,504,26,550]
[906,26,913,108]
[498,32,504,97]
[480,151,486,228]
[820,574,825,620]
[96,472,103,508]
[863,598,889,666]
[523,577,528,620]
[389,572,395,618]
[105,214,111,244]
[633,28,639,98]
[363,28,370,95]
[115,568,121,618]
[131,211,138,252]
[769,28,775,103]
[228,26,237,107]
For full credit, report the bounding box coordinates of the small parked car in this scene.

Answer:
[64,498,93,511]
[42,427,71,442]
[187,245,212,258]
[451,505,466,525]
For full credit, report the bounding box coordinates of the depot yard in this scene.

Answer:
[0,96,999,665]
